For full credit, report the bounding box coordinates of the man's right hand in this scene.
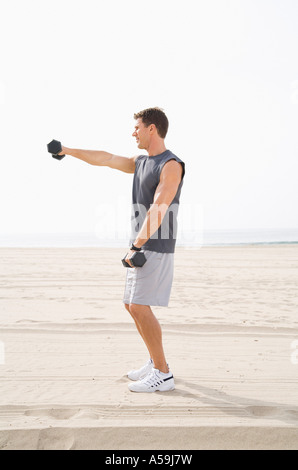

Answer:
[58,145,67,156]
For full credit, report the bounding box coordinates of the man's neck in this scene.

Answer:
[147,141,167,157]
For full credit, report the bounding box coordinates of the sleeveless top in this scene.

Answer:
[130,149,185,253]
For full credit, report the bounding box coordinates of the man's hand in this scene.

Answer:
[124,249,136,268]
[58,145,67,156]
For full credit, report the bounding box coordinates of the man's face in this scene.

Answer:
[132,118,151,149]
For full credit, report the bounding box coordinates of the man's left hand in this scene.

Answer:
[125,249,136,268]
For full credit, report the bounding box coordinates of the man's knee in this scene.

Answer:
[129,303,150,320]
[124,302,139,321]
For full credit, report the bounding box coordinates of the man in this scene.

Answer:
[58,107,185,393]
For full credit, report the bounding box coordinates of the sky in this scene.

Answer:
[0,0,298,243]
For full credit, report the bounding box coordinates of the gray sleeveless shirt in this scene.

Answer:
[130,150,185,253]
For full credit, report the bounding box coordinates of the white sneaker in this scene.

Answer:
[127,358,153,381]
[128,368,175,393]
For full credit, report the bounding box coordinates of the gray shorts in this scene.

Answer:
[123,250,174,307]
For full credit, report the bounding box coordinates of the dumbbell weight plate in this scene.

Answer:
[52,153,65,161]
[47,139,65,160]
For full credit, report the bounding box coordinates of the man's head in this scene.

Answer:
[132,107,169,150]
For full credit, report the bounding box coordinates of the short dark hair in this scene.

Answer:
[134,107,169,139]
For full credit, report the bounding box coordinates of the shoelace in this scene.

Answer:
[141,370,163,387]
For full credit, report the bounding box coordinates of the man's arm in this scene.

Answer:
[126,160,183,263]
[59,145,137,173]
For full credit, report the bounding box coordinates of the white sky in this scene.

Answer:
[0,0,298,237]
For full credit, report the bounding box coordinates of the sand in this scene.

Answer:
[0,244,298,450]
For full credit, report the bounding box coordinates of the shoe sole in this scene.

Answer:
[128,383,175,393]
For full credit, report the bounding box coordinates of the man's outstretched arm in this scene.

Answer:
[59,145,137,173]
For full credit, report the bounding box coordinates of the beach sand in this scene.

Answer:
[0,244,298,450]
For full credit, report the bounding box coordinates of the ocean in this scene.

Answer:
[0,228,297,248]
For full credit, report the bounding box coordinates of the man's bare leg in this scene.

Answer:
[128,303,169,373]
[124,303,153,359]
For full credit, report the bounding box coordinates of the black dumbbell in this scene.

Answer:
[47,139,65,160]
[121,251,147,268]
